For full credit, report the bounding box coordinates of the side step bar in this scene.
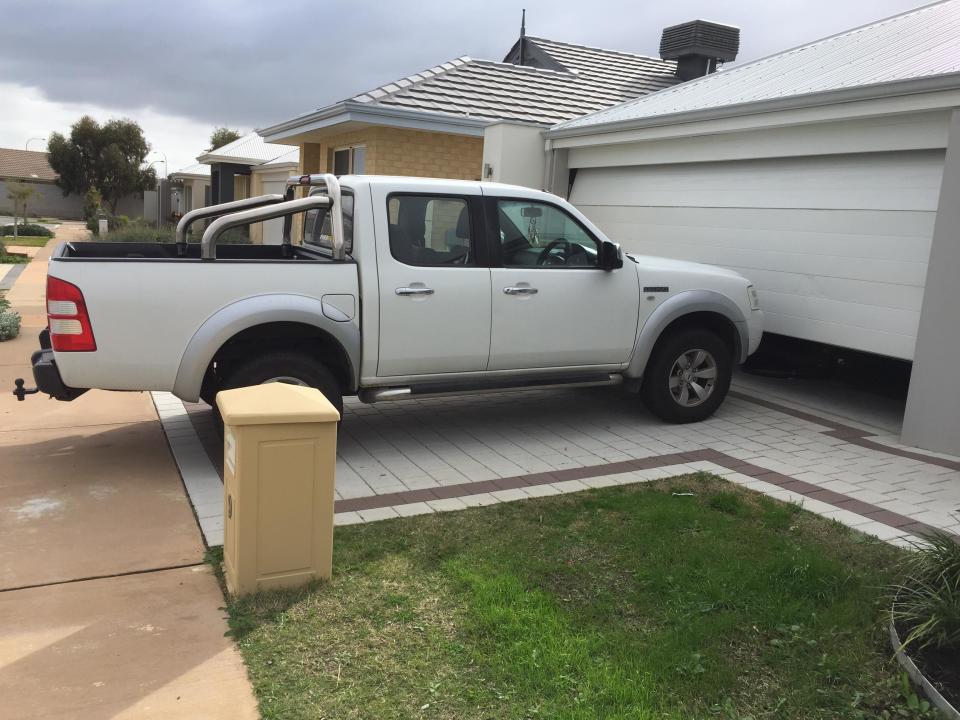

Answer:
[358,372,623,404]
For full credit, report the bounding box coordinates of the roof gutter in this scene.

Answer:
[546,71,960,139]
[196,153,269,166]
[258,100,490,142]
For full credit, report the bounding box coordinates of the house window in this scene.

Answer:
[332,145,366,175]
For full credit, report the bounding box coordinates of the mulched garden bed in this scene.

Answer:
[895,618,960,711]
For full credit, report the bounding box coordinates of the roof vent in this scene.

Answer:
[659,20,740,81]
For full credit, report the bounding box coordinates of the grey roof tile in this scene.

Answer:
[336,40,679,126]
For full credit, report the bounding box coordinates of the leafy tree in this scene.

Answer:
[47,116,156,215]
[208,127,242,151]
[5,182,35,239]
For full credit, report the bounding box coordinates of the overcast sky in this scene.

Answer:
[0,0,930,174]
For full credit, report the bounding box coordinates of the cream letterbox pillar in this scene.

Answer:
[216,383,340,596]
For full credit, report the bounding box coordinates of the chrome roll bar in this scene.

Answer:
[200,196,332,260]
[176,194,285,247]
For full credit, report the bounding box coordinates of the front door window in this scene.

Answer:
[496,199,599,268]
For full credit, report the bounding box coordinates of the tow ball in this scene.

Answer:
[12,378,40,401]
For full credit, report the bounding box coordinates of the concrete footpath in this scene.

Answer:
[0,225,258,719]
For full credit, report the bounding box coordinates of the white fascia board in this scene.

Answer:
[548,73,960,146]
[252,162,299,174]
[195,153,268,166]
[259,101,489,142]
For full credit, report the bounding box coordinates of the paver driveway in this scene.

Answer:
[168,378,960,545]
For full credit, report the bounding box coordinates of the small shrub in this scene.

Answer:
[83,187,103,221]
[0,223,54,238]
[98,221,173,243]
[891,529,960,652]
[86,214,129,235]
[0,298,21,341]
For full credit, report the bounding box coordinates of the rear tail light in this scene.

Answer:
[47,276,96,352]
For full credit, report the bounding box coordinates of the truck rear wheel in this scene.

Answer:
[641,328,732,423]
[212,351,344,432]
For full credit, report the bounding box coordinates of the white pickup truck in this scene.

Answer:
[16,174,762,424]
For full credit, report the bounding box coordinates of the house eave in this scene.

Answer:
[258,101,489,142]
[253,162,299,173]
[169,172,210,181]
[196,153,267,166]
[546,72,960,140]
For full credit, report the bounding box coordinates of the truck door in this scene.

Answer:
[372,186,491,377]
[486,197,639,370]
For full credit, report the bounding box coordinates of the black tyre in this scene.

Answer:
[641,328,732,423]
[212,351,343,433]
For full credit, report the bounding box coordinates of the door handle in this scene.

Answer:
[395,287,435,296]
[503,286,538,295]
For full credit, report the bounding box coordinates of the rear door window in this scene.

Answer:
[386,195,473,266]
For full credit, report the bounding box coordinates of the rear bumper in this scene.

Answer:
[32,330,88,401]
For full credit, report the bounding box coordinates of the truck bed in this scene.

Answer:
[46,241,359,397]
[57,241,332,262]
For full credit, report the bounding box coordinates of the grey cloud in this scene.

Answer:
[0,0,927,130]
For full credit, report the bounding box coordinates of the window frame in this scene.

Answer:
[302,187,355,257]
[385,192,489,268]
[484,196,604,270]
[332,144,366,175]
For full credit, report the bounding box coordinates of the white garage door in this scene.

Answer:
[569,151,945,360]
[261,176,289,245]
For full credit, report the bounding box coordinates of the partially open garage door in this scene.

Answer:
[569,151,944,360]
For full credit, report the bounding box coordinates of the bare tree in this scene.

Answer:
[6,181,35,241]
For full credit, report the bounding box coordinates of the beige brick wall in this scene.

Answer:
[292,125,482,242]
[299,126,482,180]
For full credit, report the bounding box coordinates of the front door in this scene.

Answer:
[487,197,639,370]
[373,186,491,377]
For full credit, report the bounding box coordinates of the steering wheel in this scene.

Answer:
[536,238,570,266]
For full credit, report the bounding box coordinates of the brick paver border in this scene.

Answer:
[170,389,959,543]
[332,446,947,539]
[729,392,960,472]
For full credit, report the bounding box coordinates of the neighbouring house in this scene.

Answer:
[196,132,296,206]
[168,163,211,220]
[0,147,144,220]
[541,1,960,455]
[258,19,736,187]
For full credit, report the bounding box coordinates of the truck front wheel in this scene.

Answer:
[641,328,732,423]
[213,351,344,431]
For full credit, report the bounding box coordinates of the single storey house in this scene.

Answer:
[540,0,960,455]
[258,20,737,186]
[195,132,295,206]
[191,132,300,243]
[0,148,143,220]
[168,162,210,219]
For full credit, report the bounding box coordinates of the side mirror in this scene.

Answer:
[598,240,623,271]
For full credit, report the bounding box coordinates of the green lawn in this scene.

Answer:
[0,236,52,247]
[222,474,920,720]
